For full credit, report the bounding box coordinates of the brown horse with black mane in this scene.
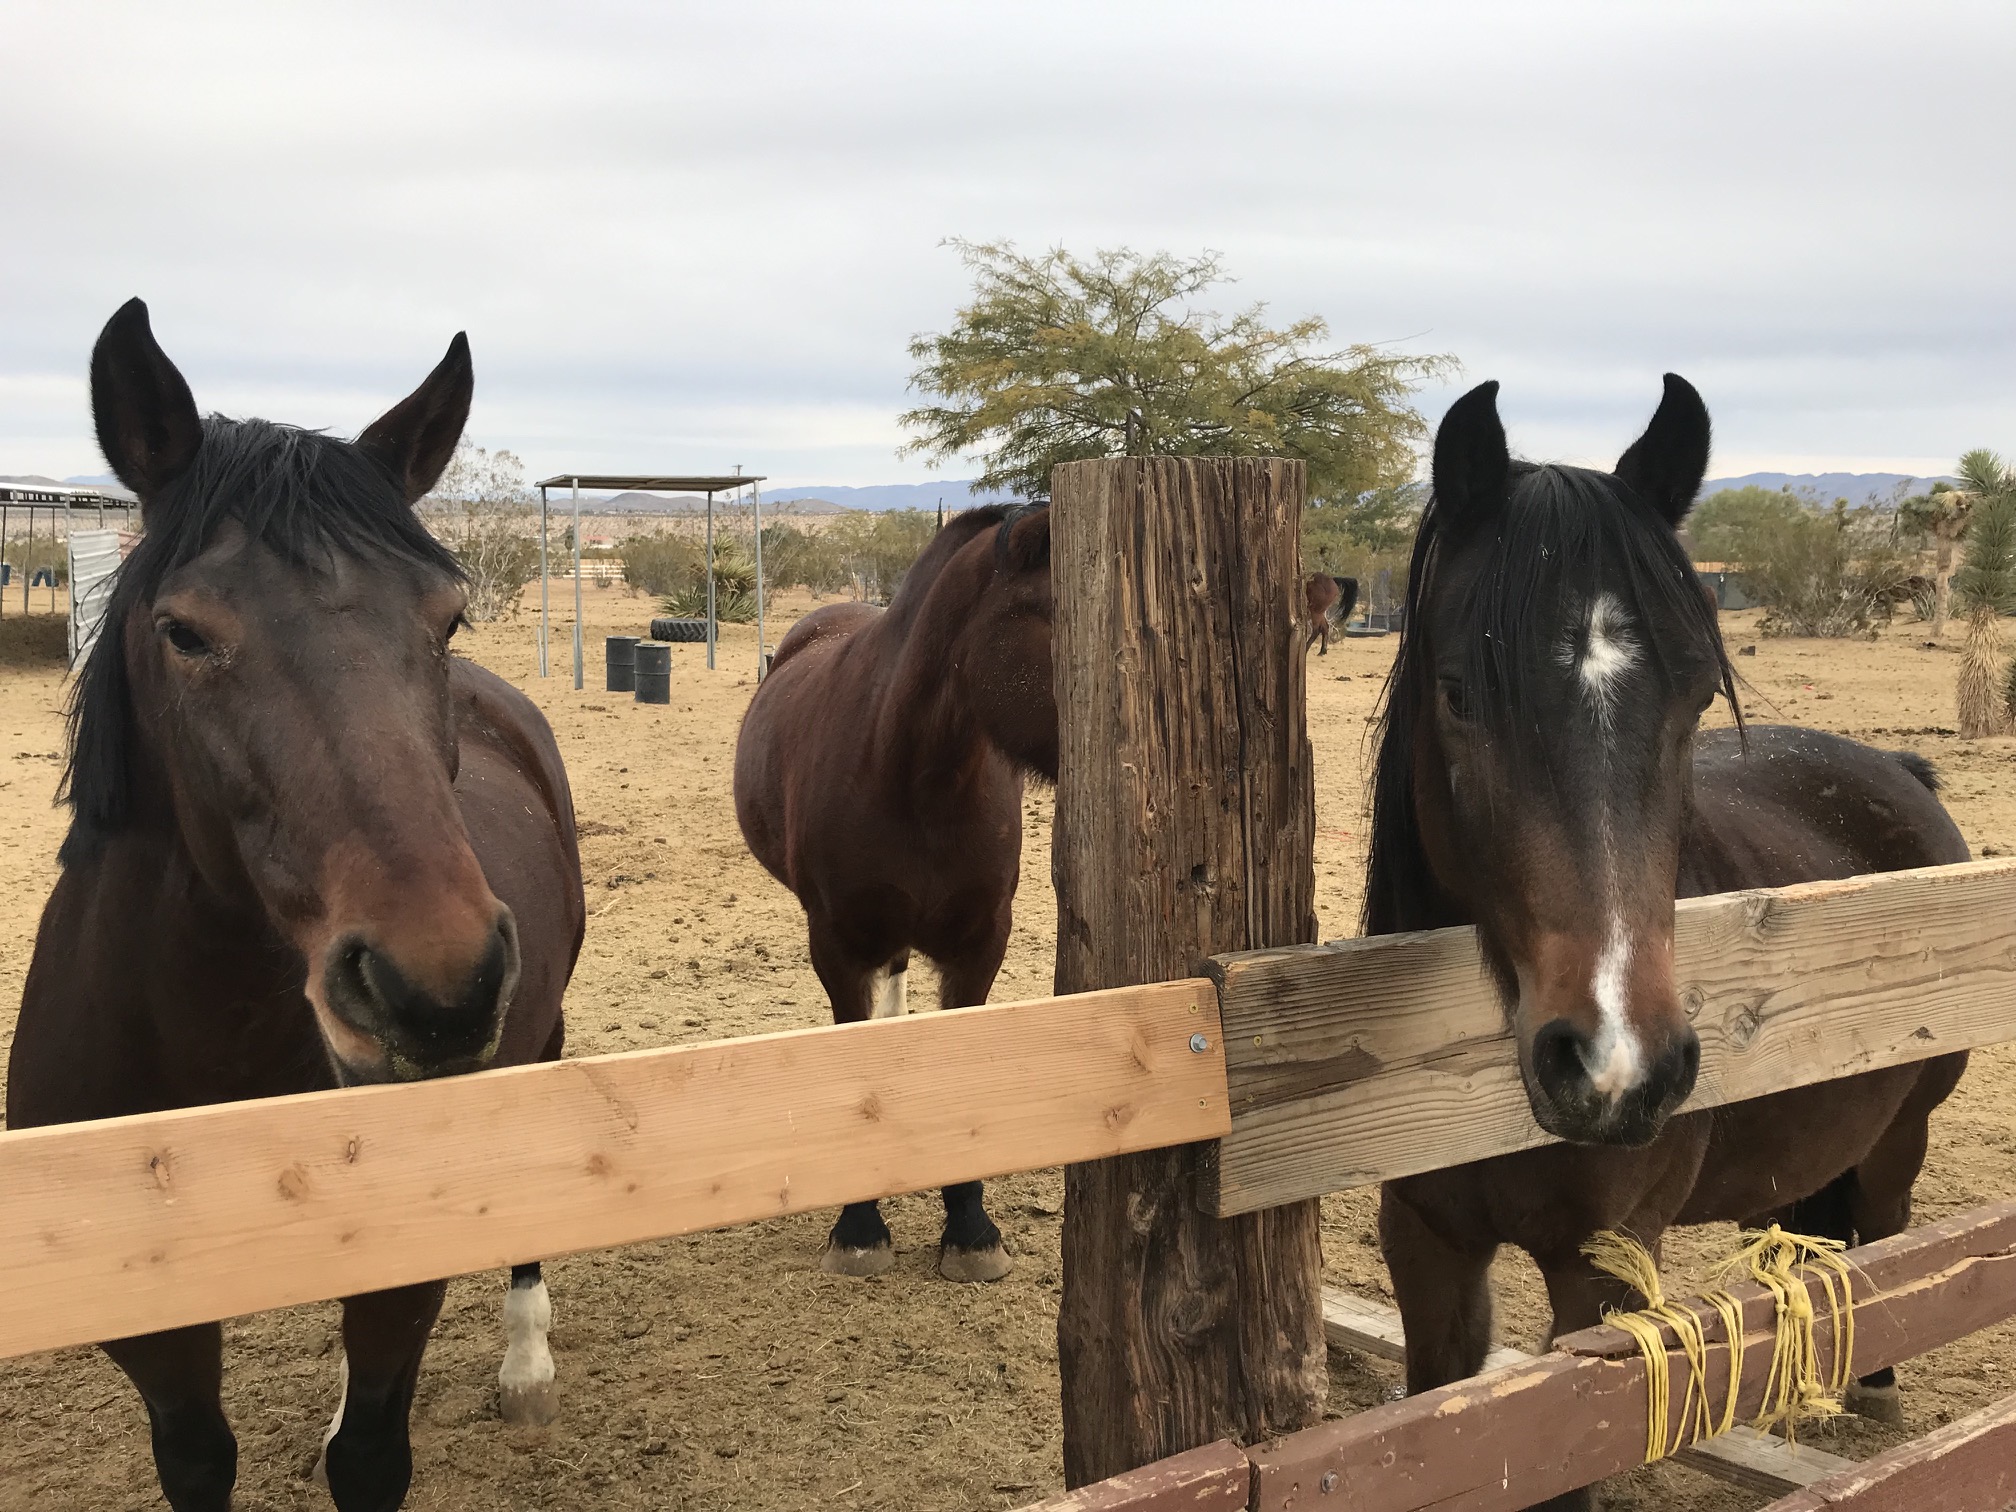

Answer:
[1367,375,1968,1511]
[734,503,1054,1281]
[8,301,585,1512]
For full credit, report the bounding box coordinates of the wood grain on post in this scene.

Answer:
[1050,456,1325,1487]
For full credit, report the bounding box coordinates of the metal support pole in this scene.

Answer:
[1,503,9,617]
[705,488,717,670]
[25,504,35,613]
[538,486,550,677]
[571,477,584,690]
[753,479,766,679]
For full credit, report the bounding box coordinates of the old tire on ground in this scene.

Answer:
[649,617,709,644]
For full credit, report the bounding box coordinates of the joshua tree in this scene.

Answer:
[1901,482,1974,638]
[1950,450,2016,736]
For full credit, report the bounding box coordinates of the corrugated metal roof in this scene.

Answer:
[533,475,766,492]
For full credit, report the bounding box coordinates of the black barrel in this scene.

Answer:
[605,635,639,693]
[634,641,672,705]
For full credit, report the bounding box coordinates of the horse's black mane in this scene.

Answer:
[61,416,461,856]
[880,501,1047,623]
[1364,461,1739,935]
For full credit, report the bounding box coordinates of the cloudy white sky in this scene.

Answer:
[2,0,2010,489]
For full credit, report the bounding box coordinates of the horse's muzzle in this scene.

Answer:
[320,909,520,1080]
[1523,1016,1700,1147]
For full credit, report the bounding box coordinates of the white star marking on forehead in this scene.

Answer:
[1576,593,1638,713]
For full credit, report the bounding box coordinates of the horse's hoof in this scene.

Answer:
[821,1241,895,1277]
[938,1243,1012,1283]
[312,1451,330,1490]
[499,1378,560,1427]
[1847,1380,1905,1427]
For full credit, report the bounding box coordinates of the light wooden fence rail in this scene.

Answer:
[6,858,2014,1395]
[0,981,1225,1360]
[1207,856,2016,1215]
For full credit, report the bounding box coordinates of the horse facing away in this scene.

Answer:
[7,301,586,1512]
[734,504,1055,1281]
[1304,572,1359,655]
[1366,377,1967,1512]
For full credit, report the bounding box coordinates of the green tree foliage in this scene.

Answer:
[1302,482,1424,595]
[902,242,1453,500]
[1686,485,1809,564]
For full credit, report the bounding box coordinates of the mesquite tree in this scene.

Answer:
[902,242,1452,501]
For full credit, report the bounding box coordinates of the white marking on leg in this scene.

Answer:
[869,963,908,1019]
[1584,915,1642,1100]
[499,1280,554,1407]
[313,1354,349,1488]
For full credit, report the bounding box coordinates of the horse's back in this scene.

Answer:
[1683,724,1967,896]
[449,658,583,1062]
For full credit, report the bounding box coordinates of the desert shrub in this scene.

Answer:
[758,522,851,594]
[421,444,538,620]
[825,510,939,602]
[1738,498,1915,638]
[622,533,704,596]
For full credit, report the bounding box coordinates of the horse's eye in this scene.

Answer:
[163,620,209,657]
[1439,677,1473,720]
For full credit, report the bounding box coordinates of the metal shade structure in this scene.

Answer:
[533,473,768,686]
[1,483,137,618]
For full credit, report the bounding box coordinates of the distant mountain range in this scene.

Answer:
[8,471,1955,515]
[1699,472,1952,505]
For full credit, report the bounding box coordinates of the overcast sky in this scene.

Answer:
[3,0,2010,490]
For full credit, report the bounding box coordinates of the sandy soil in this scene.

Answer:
[2,588,2013,1512]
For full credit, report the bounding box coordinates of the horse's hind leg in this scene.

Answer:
[498,1262,557,1425]
[808,917,898,1275]
[101,1323,235,1512]
[1837,1052,1968,1426]
[319,1280,447,1512]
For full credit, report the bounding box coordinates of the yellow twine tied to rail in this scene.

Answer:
[1581,1224,1856,1464]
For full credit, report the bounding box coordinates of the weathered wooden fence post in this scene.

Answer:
[1050,456,1326,1486]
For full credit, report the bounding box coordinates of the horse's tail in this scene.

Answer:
[1892,751,1942,793]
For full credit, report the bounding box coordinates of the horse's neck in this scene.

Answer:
[872,607,993,786]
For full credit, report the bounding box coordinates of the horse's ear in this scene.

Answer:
[357,333,473,504]
[1615,373,1710,525]
[91,298,203,507]
[1431,380,1509,524]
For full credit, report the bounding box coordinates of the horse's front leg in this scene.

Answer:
[931,927,1013,1282]
[498,1262,557,1425]
[808,916,898,1275]
[101,1322,236,1512]
[318,1279,447,1512]
[1378,1181,1497,1395]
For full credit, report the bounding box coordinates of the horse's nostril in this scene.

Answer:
[1530,1018,1588,1096]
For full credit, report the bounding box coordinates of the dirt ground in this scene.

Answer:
[2,586,2013,1512]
